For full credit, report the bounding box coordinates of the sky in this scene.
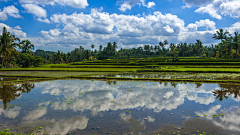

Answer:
[0,0,240,53]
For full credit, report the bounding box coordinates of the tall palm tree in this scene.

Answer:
[196,39,203,56]
[113,42,117,51]
[233,32,240,59]
[99,45,103,52]
[91,44,95,52]
[56,50,62,63]
[0,27,21,68]
[80,46,84,51]
[164,40,168,46]
[159,42,164,50]
[212,29,229,58]
[20,40,34,54]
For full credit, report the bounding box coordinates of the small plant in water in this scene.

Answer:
[111,101,115,103]
[126,111,131,113]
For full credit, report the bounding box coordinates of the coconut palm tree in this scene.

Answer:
[56,50,62,63]
[233,32,240,59]
[20,40,34,54]
[0,27,21,68]
[91,44,95,52]
[212,29,229,58]
[99,45,103,52]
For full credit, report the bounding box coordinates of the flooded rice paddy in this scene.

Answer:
[0,79,240,135]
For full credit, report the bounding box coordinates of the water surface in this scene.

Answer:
[0,80,239,135]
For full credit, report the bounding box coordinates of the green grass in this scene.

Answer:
[0,67,140,72]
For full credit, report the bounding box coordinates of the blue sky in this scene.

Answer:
[0,0,240,52]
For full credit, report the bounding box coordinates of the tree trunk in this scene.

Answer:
[236,45,238,59]
[220,39,223,58]
[1,52,5,68]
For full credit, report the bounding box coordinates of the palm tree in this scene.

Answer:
[164,40,168,46]
[99,45,103,52]
[80,46,84,51]
[0,27,21,68]
[159,41,164,52]
[56,50,62,63]
[91,44,95,52]
[233,32,240,59]
[212,29,229,58]
[113,42,117,51]
[20,40,34,54]
[196,39,203,56]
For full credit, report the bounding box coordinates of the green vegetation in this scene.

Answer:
[0,26,240,85]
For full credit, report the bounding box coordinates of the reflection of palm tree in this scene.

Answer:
[213,89,229,101]
[213,84,240,101]
[0,83,34,109]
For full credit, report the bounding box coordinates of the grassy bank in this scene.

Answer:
[0,57,239,84]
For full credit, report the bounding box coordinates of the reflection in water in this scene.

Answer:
[0,80,239,134]
[0,83,34,109]
[213,84,240,101]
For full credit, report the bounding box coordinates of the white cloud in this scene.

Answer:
[0,5,21,21]
[118,0,155,12]
[25,9,240,51]
[146,1,156,8]
[163,25,174,33]
[22,4,50,24]
[37,18,51,24]
[0,23,27,38]
[22,4,47,18]
[187,19,216,31]
[39,11,184,50]
[195,4,222,20]
[19,0,89,9]
[182,0,214,7]
[14,25,22,30]
[119,0,139,12]
[194,0,240,19]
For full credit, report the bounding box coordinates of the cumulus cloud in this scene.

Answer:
[186,19,216,31]
[194,0,240,19]
[13,25,22,30]
[195,4,222,20]
[118,0,155,12]
[22,4,47,18]
[0,5,21,21]
[146,1,156,8]
[19,0,89,9]
[163,25,174,33]
[0,23,27,38]
[22,4,50,24]
[182,0,214,7]
[22,7,240,51]
[32,10,185,50]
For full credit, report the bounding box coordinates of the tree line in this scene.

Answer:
[1,26,240,67]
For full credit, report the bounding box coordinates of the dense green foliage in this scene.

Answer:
[0,27,46,68]
[1,26,240,68]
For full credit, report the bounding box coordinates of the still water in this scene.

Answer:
[0,80,240,135]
